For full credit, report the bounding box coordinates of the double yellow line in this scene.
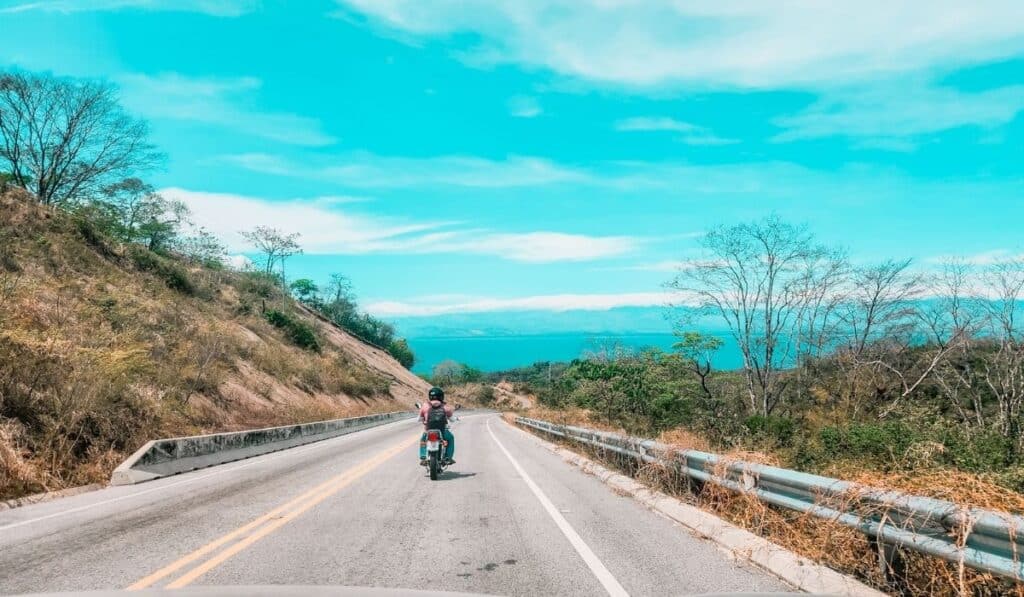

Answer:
[128,434,417,590]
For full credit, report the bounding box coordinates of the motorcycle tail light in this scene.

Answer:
[427,430,441,441]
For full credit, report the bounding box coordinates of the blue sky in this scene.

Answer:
[2,1,1023,323]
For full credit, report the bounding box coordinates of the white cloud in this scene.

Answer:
[336,2,1024,142]
[364,292,673,317]
[681,133,740,147]
[615,117,700,133]
[615,116,739,146]
[118,73,336,147]
[223,254,253,270]
[333,1,1024,89]
[218,151,1024,210]
[508,95,542,118]
[0,0,258,15]
[161,188,637,262]
[456,232,636,263]
[775,81,1024,144]
[220,152,588,187]
[851,137,919,153]
[162,188,431,254]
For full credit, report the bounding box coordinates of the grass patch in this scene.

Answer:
[264,309,320,351]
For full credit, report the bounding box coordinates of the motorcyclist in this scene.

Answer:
[419,386,455,466]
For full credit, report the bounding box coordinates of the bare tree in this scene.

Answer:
[792,251,850,361]
[840,259,921,357]
[174,227,226,265]
[431,359,464,387]
[669,215,828,416]
[980,259,1024,444]
[867,262,972,418]
[239,226,302,279]
[324,273,354,305]
[0,71,162,206]
[930,262,988,427]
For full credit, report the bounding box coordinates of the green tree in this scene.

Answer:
[136,195,189,252]
[387,338,415,369]
[174,228,226,266]
[289,278,320,304]
[99,178,153,241]
[673,331,723,401]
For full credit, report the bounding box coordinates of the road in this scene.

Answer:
[0,414,790,596]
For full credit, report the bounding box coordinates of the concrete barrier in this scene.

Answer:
[111,411,417,485]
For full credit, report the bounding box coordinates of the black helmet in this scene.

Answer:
[428,386,445,402]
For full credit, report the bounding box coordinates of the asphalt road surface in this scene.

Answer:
[0,414,791,596]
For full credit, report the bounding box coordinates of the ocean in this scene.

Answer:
[407,333,746,374]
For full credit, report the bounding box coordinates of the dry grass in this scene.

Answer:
[657,428,712,452]
[686,465,1024,596]
[521,405,626,433]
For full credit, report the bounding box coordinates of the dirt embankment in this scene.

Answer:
[441,380,535,410]
[0,191,425,499]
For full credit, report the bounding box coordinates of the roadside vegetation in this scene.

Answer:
[0,69,422,500]
[495,216,1024,492]
[482,216,1024,595]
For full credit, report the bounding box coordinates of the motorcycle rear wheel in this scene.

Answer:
[429,452,439,480]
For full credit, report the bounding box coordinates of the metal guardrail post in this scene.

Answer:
[869,532,905,592]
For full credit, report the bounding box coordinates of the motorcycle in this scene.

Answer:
[424,428,449,481]
[415,402,457,481]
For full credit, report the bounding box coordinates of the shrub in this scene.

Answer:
[936,426,1014,472]
[744,415,797,447]
[129,246,195,294]
[386,338,415,369]
[0,230,19,272]
[813,421,919,468]
[72,211,116,255]
[476,385,496,406]
[650,394,693,431]
[264,309,320,351]
[237,271,283,299]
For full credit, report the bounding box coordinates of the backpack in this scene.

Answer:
[426,402,448,430]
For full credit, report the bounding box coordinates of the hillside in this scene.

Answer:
[0,190,430,499]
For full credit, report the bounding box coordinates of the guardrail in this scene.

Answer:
[112,411,417,485]
[516,416,1024,583]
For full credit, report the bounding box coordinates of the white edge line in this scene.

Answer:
[486,419,630,597]
[0,417,419,532]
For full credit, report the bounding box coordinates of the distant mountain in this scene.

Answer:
[386,306,723,339]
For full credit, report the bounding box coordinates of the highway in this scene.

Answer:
[0,414,790,596]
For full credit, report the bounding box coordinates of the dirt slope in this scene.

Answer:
[300,304,430,405]
[0,190,426,499]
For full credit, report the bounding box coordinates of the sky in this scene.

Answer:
[1,1,1023,327]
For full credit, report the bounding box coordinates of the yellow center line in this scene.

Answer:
[127,434,417,590]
